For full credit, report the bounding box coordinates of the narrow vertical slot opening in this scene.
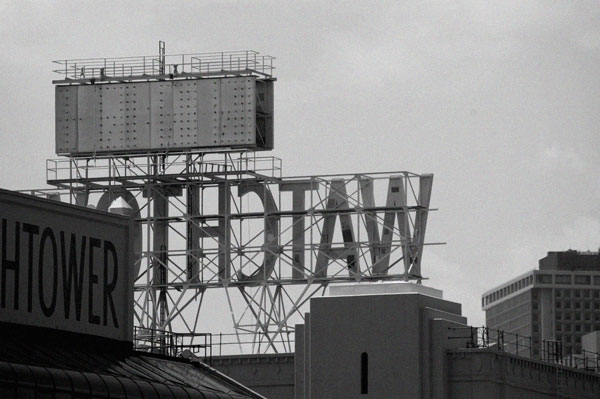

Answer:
[361,352,368,394]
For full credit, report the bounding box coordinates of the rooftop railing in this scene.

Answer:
[133,326,213,363]
[53,50,275,81]
[133,327,295,358]
[46,151,283,189]
[449,326,600,373]
[449,326,533,358]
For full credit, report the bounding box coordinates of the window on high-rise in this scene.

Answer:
[536,275,552,284]
[556,275,572,284]
[575,275,591,285]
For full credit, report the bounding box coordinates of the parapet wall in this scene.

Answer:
[448,349,600,399]
[211,353,294,399]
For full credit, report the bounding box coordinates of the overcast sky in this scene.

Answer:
[0,1,599,327]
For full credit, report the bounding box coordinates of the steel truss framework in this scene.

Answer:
[41,150,436,353]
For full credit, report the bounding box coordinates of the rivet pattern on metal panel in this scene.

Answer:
[58,76,265,154]
[77,85,102,153]
[219,77,256,146]
[150,83,174,148]
[196,79,219,146]
[99,83,151,151]
[125,83,150,149]
[243,77,255,142]
[245,77,257,144]
[55,86,78,153]
[173,81,198,147]
[100,84,124,151]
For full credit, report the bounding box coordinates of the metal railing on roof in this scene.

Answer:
[542,340,600,372]
[449,326,533,358]
[449,326,600,373]
[134,326,213,363]
[53,50,275,81]
[134,327,295,358]
[45,151,282,190]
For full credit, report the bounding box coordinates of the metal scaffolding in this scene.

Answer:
[40,149,436,353]
[44,44,437,354]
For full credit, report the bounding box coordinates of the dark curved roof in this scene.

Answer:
[0,324,260,398]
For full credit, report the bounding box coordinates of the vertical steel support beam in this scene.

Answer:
[159,41,166,75]
[218,182,231,280]
[152,185,169,338]
[187,185,200,282]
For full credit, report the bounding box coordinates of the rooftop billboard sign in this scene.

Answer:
[0,189,133,342]
[55,76,274,155]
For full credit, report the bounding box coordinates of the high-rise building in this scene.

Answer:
[482,250,600,357]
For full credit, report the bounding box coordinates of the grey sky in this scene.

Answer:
[0,1,599,327]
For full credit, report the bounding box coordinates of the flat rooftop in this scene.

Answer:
[328,281,443,299]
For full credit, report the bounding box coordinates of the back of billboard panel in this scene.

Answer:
[55,76,274,155]
[0,189,133,342]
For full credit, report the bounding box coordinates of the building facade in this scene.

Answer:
[482,250,600,357]
[291,280,600,399]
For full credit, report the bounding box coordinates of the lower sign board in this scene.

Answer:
[0,189,133,342]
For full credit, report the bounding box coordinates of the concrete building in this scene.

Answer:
[294,282,468,398]
[482,250,600,357]
[209,279,600,398]
[291,281,600,398]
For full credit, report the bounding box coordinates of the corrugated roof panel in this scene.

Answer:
[44,368,73,394]
[0,323,258,398]
[97,375,127,399]
[147,381,178,399]
[133,379,161,397]
[84,372,110,397]
[1,361,254,399]
[66,370,92,395]
[114,375,144,398]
